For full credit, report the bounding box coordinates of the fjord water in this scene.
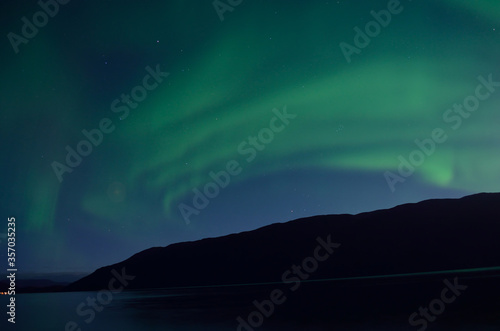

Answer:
[4,281,499,331]
[5,290,228,331]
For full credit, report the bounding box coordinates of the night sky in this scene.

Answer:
[1,0,499,274]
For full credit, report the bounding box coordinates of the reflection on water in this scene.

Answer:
[2,285,499,330]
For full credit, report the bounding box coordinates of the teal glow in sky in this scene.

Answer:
[1,0,499,273]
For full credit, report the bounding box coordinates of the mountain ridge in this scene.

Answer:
[65,192,500,292]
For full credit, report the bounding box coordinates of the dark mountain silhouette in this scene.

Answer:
[61,193,500,327]
[66,192,500,292]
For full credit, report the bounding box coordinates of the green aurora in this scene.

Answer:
[1,0,500,272]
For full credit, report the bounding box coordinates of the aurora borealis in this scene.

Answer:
[1,0,500,274]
